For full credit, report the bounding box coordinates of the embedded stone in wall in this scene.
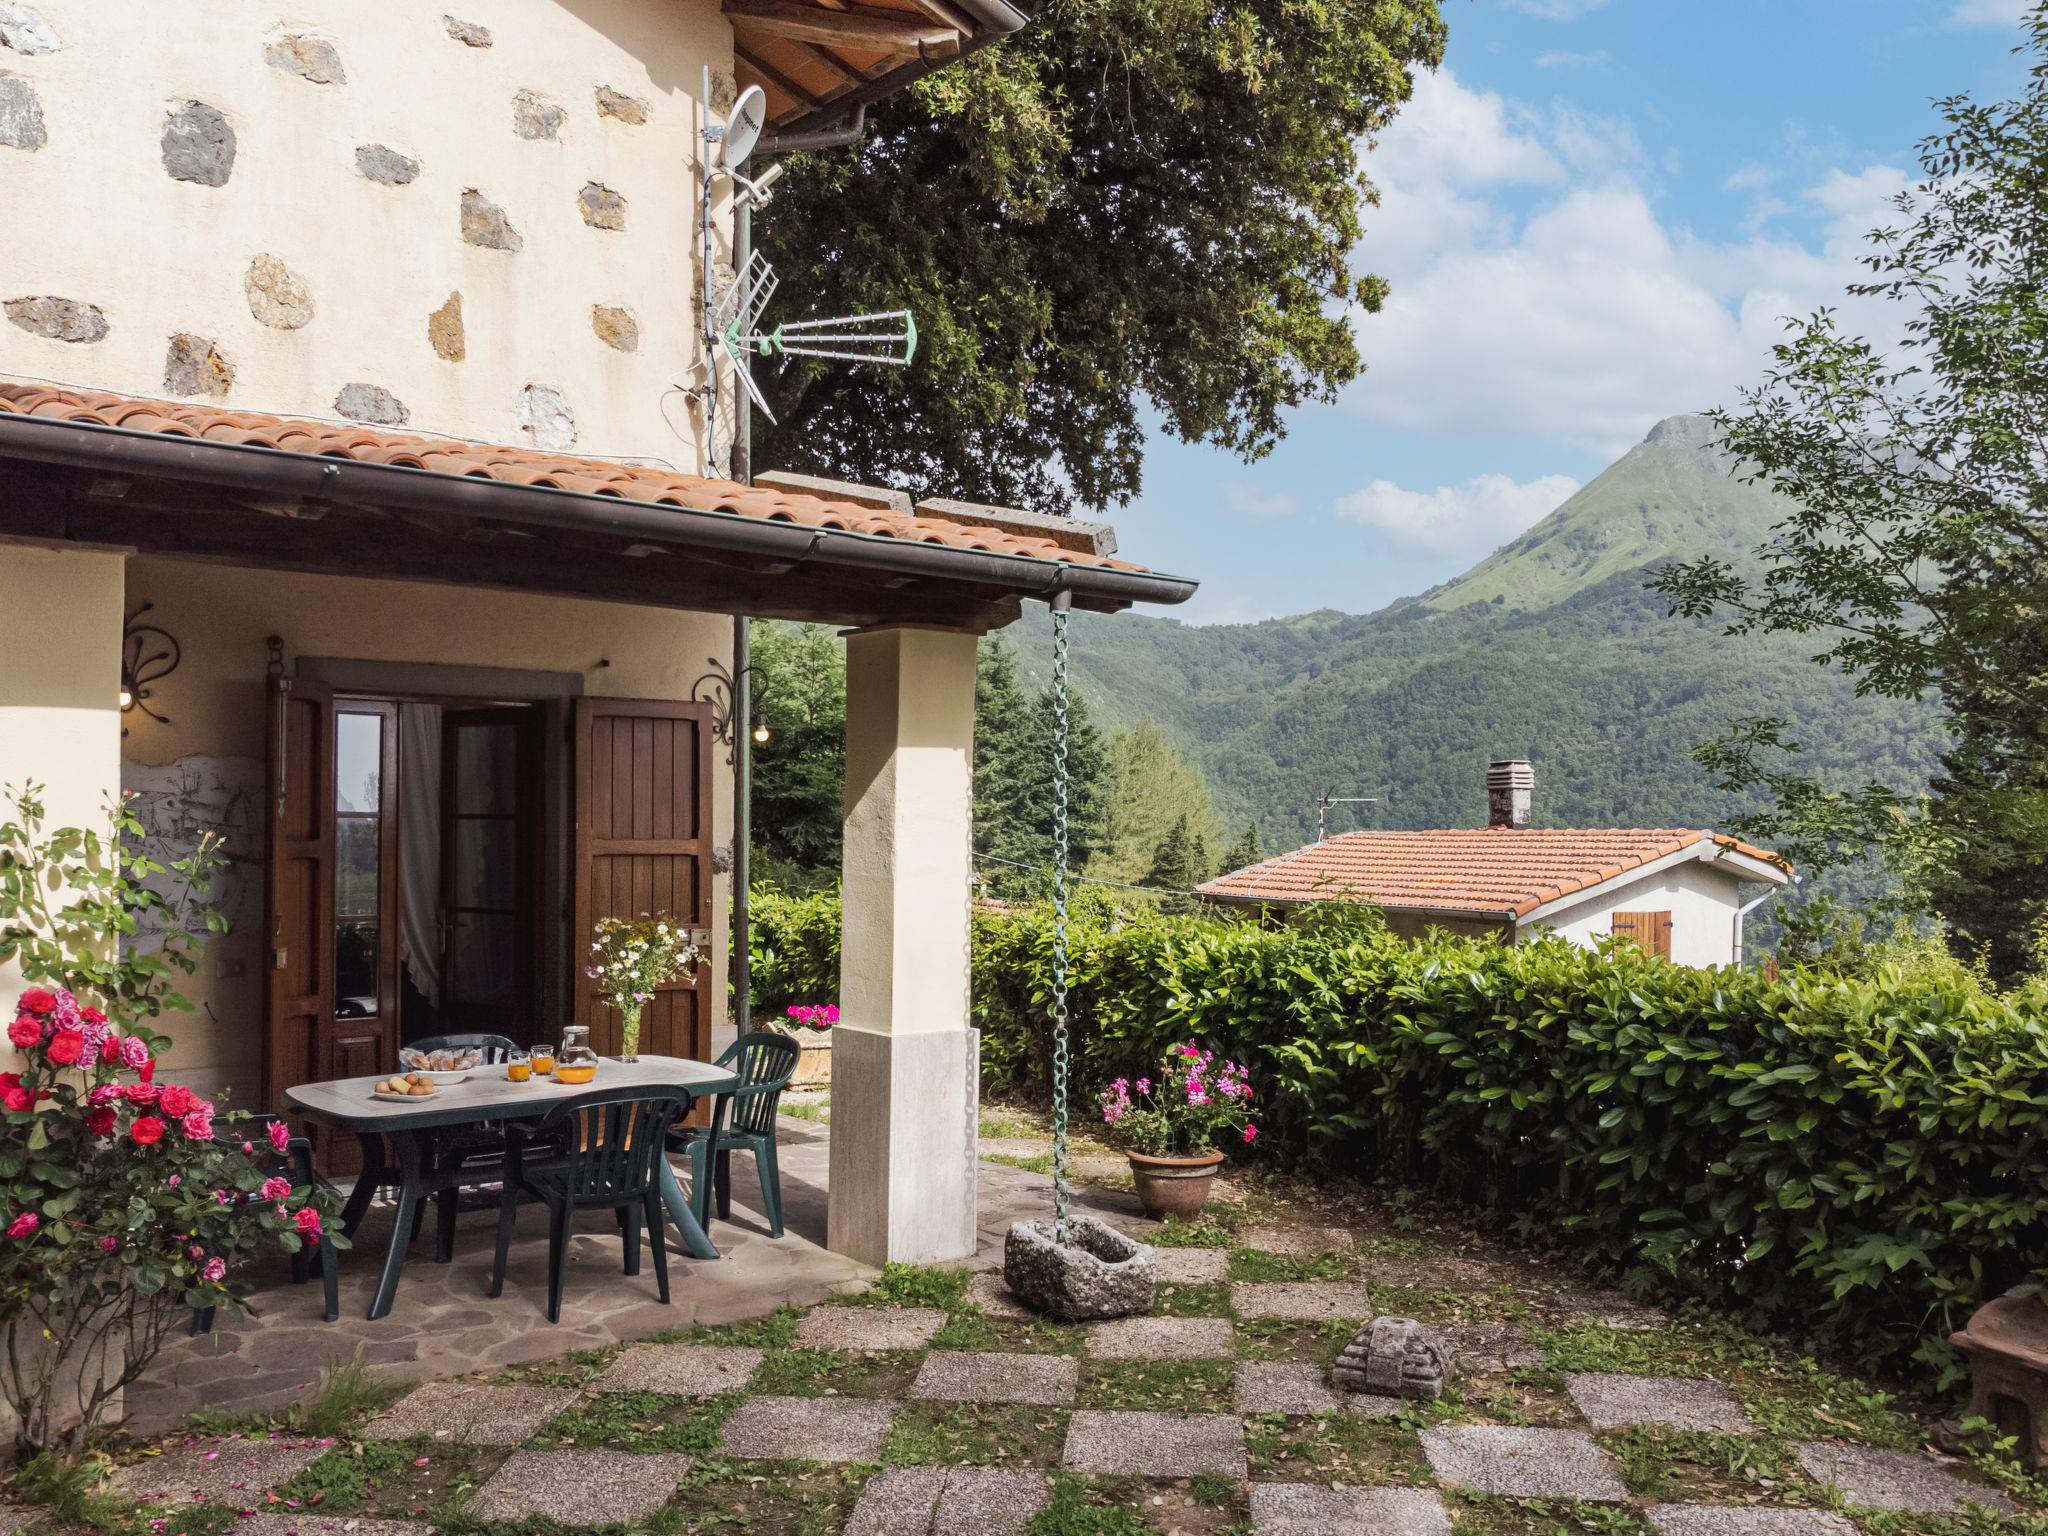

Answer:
[264,34,346,85]
[429,292,465,361]
[335,382,409,426]
[461,189,522,250]
[0,75,45,150]
[518,384,575,450]
[578,182,626,230]
[592,304,639,353]
[163,334,235,400]
[245,254,315,329]
[512,89,563,141]
[355,144,419,185]
[161,101,236,186]
[595,86,649,125]
[5,296,105,342]
[442,14,492,47]
[0,4,60,54]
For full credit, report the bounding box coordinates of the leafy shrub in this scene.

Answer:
[745,883,842,1016]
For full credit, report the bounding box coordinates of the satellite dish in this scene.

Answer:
[723,86,768,168]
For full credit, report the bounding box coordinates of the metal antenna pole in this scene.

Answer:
[733,615,752,1037]
[1318,793,1379,841]
[1049,588,1073,1244]
[736,197,752,486]
[700,66,719,475]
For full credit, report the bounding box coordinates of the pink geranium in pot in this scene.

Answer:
[1099,1041,1256,1220]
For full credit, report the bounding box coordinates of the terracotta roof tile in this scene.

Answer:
[1199,828,1790,918]
[0,380,1144,573]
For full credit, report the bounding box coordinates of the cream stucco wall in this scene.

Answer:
[1,0,736,466]
[1525,857,1753,968]
[118,554,732,1107]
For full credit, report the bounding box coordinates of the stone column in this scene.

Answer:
[827,625,979,1266]
[0,545,126,1018]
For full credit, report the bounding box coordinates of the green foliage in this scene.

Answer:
[750,622,850,890]
[756,0,1447,513]
[1217,823,1266,879]
[304,1344,406,1438]
[1028,1473,1153,1536]
[1090,719,1222,887]
[1190,1471,1233,1506]
[977,636,1107,895]
[864,1262,972,1312]
[1143,814,1211,914]
[747,883,843,1016]
[543,1389,742,1455]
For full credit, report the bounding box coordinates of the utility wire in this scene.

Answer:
[970,848,1209,901]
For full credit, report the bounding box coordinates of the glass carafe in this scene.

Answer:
[554,1024,599,1084]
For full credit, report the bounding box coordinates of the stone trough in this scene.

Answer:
[1003,1213,1157,1320]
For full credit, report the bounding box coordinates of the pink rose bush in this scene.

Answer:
[1098,1039,1256,1155]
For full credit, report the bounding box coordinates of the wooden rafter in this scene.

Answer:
[722,0,957,55]
[735,44,825,111]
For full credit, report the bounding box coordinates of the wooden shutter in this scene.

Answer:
[264,676,336,1134]
[572,698,715,1062]
[1612,910,1672,960]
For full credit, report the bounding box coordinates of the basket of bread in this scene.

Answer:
[400,1046,482,1077]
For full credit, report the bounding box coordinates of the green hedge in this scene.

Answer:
[751,885,2048,1373]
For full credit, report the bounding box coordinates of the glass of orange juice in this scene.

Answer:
[506,1052,531,1083]
[530,1046,556,1076]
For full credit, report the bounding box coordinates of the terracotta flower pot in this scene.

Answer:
[1126,1148,1225,1221]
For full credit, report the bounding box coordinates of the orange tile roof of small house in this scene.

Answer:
[1199,828,1790,918]
[0,381,1143,572]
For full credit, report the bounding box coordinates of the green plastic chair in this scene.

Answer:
[672,1031,800,1238]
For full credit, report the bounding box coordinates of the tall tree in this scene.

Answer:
[1217,821,1266,876]
[1145,812,1212,912]
[1653,12,2048,975]
[749,622,849,889]
[754,0,1447,512]
[1090,718,1220,883]
[975,636,1106,891]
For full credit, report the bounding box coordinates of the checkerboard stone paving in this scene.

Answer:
[228,1519,438,1536]
[1232,1282,1375,1321]
[1248,1484,1453,1535]
[1357,1253,1493,1291]
[797,1305,950,1351]
[1565,1372,1755,1433]
[467,1449,694,1524]
[847,1466,1051,1536]
[1793,1441,2017,1514]
[912,1349,1079,1405]
[1418,1424,1630,1502]
[1439,1321,1542,1373]
[596,1342,765,1394]
[968,1270,1037,1319]
[1063,1410,1249,1477]
[1154,1245,1231,1284]
[1236,1360,1343,1415]
[1240,1226,1356,1256]
[108,1437,328,1504]
[719,1395,900,1461]
[1090,1314,1235,1358]
[362,1380,581,1444]
[1644,1510,1858,1535]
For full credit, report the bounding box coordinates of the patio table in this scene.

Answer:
[284,1054,741,1320]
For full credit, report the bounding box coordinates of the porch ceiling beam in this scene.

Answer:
[735,45,826,112]
[723,0,956,55]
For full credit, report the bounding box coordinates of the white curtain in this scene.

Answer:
[398,703,443,1006]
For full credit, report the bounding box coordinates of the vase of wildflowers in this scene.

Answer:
[1098,1041,1256,1220]
[586,913,700,1062]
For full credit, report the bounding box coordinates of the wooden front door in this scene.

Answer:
[571,699,715,1064]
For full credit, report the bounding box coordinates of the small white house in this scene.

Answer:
[1198,761,1793,968]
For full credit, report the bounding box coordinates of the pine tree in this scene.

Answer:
[1217,822,1266,876]
[974,635,1104,895]
[1090,719,1221,883]
[1146,813,1212,913]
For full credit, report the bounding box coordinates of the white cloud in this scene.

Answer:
[1218,483,1297,520]
[1949,0,2027,26]
[1334,473,1581,554]
[1502,0,1611,17]
[1346,69,1909,457]
[1535,50,1609,68]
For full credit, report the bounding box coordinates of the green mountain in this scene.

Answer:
[1010,415,1942,860]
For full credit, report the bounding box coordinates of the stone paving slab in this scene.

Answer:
[363,1380,580,1444]
[913,1350,1078,1405]
[1063,1410,1248,1478]
[467,1448,693,1523]
[1645,1510,1858,1535]
[1241,1226,1356,1256]
[1236,1360,1342,1415]
[1439,1322,1543,1373]
[1792,1442,2016,1514]
[1233,1282,1375,1321]
[848,1465,1050,1535]
[1549,1290,1668,1330]
[110,1438,328,1505]
[719,1395,900,1462]
[1419,1425,1628,1501]
[596,1343,765,1395]
[1566,1373,1754,1433]
[222,1520,438,1536]
[968,1271,1038,1320]
[1249,1484,1453,1535]
[798,1305,949,1352]
[1089,1314,1235,1358]
[848,1466,948,1535]
[1155,1246,1231,1284]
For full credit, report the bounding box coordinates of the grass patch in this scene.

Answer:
[645,1306,802,1351]
[883,1402,1071,1467]
[1233,1318,1356,1365]
[1445,1491,1650,1535]
[1028,1472,1153,1535]
[1597,1426,1799,1503]
[837,1262,971,1312]
[984,1152,1055,1175]
[1244,1407,1434,1484]
[1154,1281,1232,1318]
[956,1319,1090,1356]
[932,1310,1009,1351]
[273,1440,419,1512]
[1076,1358,1233,1412]
[752,1349,922,1399]
[665,1458,863,1534]
[779,1101,830,1125]
[1228,1248,1357,1283]
[1148,1216,1237,1249]
[540,1389,743,1455]
[1189,1471,1233,1506]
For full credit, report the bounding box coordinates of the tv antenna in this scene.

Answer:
[1316,792,1380,842]
[697,73,916,470]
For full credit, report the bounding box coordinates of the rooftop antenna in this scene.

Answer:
[698,74,915,465]
[1317,792,1380,842]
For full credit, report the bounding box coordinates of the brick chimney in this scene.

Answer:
[1487,759,1534,830]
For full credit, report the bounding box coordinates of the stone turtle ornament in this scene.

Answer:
[1330,1316,1453,1400]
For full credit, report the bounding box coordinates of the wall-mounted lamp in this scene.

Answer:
[690,656,772,766]
[120,602,181,735]
[752,710,770,744]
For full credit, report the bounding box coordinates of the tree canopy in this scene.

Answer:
[753,0,1447,512]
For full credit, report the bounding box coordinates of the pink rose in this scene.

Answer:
[267,1121,291,1154]
[119,1035,151,1071]
[293,1206,323,1240]
[123,1082,159,1106]
[260,1177,292,1203]
[189,1244,204,1259]
[99,1235,118,1252]
[202,1257,226,1283]
[87,1083,120,1107]
[181,1106,215,1141]
[168,1174,181,1188]
[6,1212,36,1239]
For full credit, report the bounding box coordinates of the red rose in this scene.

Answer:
[15,990,54,1016]
[158,1084,197,1118]
[129,1115,165,1146]
[98,1034,120,1063]
[123,1082,158,1106]
[86,1106,115,1135]
[6,1017,40,1050]
[45,1030,82,1066]
[140,1057,155,1084]
[79,1006,106,1025]
[0,1087,27,1114]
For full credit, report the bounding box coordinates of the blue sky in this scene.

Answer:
[1112,0,2037,624]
